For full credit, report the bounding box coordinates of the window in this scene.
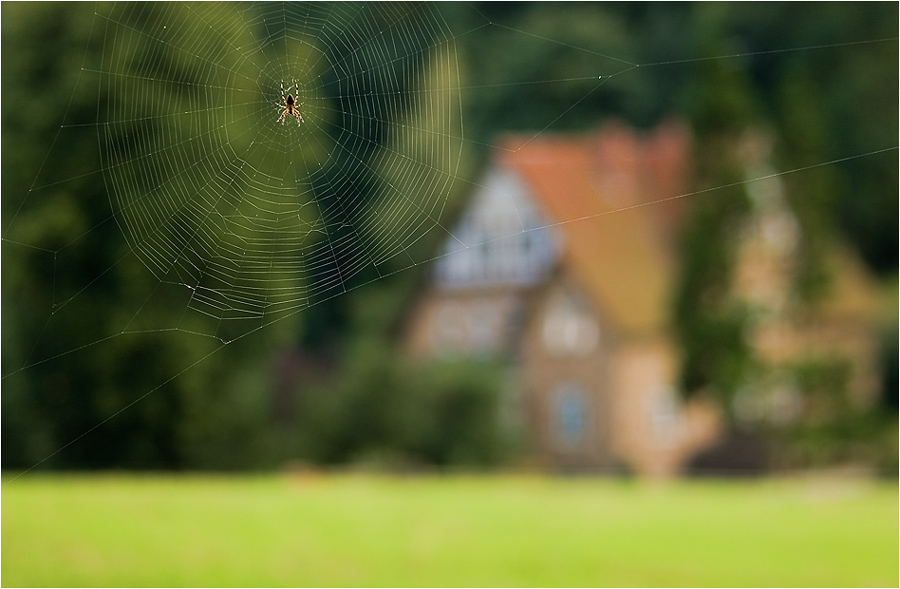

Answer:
[554,382,587,446]
[542,289,599,356]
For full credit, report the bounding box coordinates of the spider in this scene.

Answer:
[275,80,304,125]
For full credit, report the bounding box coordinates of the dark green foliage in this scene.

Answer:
[753,356,897,473]
[673,145,753,404]
[291,338,513,469]
[777,408,898,474]
[791,358,853,419]
[1,3,294,470]
[880,325,898,411]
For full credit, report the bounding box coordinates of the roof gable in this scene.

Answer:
[434,165,558,288]
[498,121,691,334]
[431,120,692,334]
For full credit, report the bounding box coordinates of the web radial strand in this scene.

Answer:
[97,2,462,334]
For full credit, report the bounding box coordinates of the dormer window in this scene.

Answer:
[542,288,599,356]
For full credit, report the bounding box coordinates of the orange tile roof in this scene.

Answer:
[497,121,692,334]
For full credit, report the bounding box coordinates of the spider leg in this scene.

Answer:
[275,82,303,126]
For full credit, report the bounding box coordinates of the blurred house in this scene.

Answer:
[404,123,883,476]
[404,121,719,478]
[727,131,883,430]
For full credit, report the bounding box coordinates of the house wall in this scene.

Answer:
[731,148,882,422]
[514,273,721,477]
[518,275,617,470]
[405,286,530,358]
[751,318,882,411]
[608,336,720,478]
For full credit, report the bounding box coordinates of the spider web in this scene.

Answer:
[95,2,461,341]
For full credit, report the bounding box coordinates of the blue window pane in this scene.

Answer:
[557,385,585,442]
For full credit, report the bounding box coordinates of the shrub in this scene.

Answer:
[291,339,515,469]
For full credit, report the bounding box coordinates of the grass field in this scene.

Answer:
[2,473,897,587]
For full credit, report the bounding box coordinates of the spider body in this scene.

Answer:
[276,81,304,125]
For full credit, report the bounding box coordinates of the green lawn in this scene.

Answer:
[2,473,897,587]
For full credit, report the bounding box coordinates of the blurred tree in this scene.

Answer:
[1,3,298,470]
[732,1,899,274]
[671,5,761,406]
[669,3,897,467]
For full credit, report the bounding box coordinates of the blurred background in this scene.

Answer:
[2,1,897,478]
